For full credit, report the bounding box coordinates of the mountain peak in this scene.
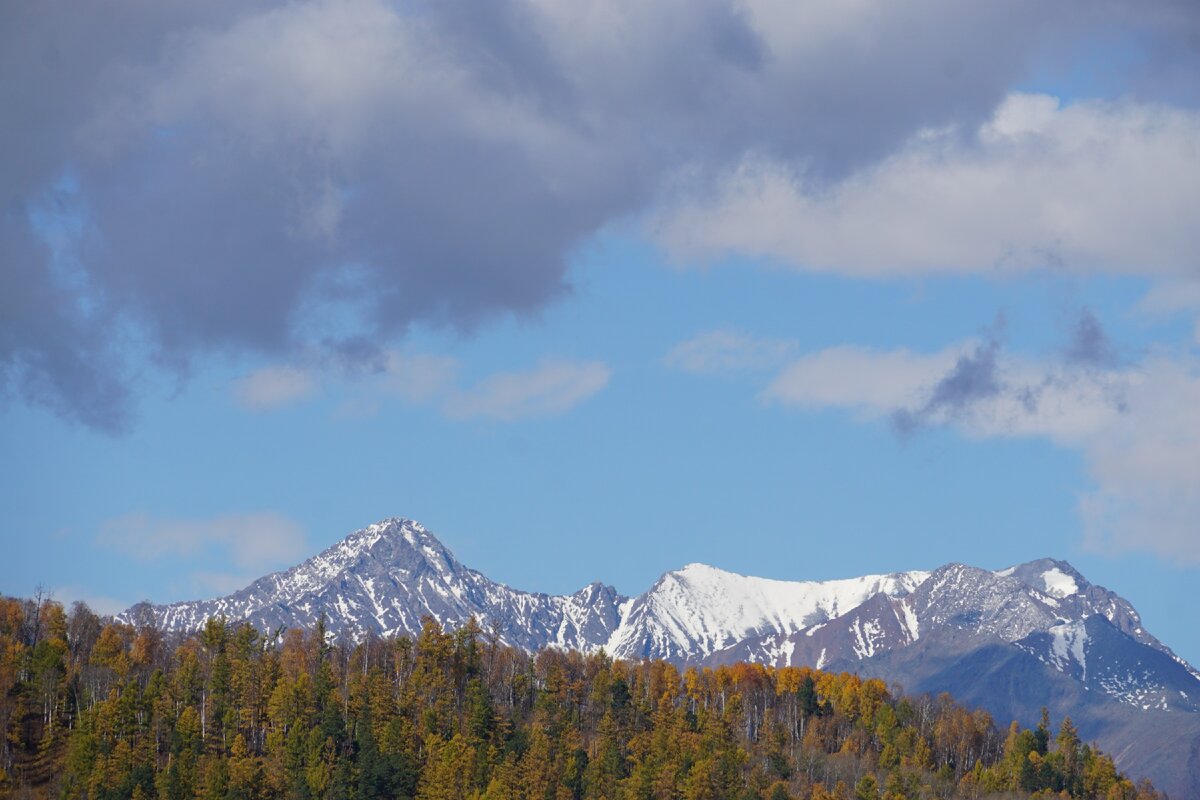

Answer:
[673,562,739,580]
[356,516,434,545]
[996,557,1089,598]
[337,517,459,570]
[115,519,1200,799]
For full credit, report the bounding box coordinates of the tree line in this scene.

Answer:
[0,593,1161,800]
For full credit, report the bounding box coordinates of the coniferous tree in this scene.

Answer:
[0,593,1166,800]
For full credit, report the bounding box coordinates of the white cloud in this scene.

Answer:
[12,0,1200,430]
[1137,280,1200,316]
[236,350,609,421]
[1076,358,1200,564]
[97,512,309,571]
[656,93,1200,279]
[443,360,611,421]
[665,329,798,374]
[52,586,130,617]
[763,342,1200,564]
[233,366,318,410]
[764,344,967,413]
[375,352,459,404]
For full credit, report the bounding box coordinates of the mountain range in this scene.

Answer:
[120,517,1200,797]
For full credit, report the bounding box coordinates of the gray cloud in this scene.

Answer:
[766,334,1200,564]
[97,511,309,570]
[892,339,1003,435]
[1066,307,1118,367]
[759,308,1200,564]
[4,0,1198,430]
[890,311,1129,435]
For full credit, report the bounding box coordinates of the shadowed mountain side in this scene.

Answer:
[1015,615,1200,713]
[833,635,1200,799]
[700,591,920,668]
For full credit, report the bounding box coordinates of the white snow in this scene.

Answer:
[1041,568,1079,598]
[131,518,1197,719]
[851,617,884,659]
[602,562,930,660]
[1047,621,1089,679]
[899,598,920,642]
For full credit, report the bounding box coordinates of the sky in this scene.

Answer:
[2,0,1200,665]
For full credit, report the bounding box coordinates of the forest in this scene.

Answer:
[0,594,1161,800]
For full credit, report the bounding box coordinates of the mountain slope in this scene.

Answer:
[120,516,1200,796]
[850,634,1200,799]
[604,562,928,662]
[714,561,1198,713]
[123,518,627,652]
[122,518,930,663]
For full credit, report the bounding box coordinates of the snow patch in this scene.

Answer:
[1042,568,1079,598]
[851,617,884,659]
[899,599,920,642]
[604,562,929,660]
[1047,621,1089,679]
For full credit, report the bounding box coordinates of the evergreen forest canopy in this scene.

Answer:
[0,594,1162,800]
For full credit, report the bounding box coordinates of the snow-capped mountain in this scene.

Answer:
[999,558,1200,681]
[122,516,1198,713]
[122,519,626,652]
[120,516,1200,796]
[717,561,1197,712]
[1014,615,1200,713]
[120,518,927,663]
[121,520,1190,700]
[605,562,928,662]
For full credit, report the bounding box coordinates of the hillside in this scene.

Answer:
[0,598,1162,800]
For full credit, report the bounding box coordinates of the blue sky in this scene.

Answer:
[2,1,1200,666]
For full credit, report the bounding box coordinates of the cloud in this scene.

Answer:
[665,329,797,374]
[763,317,1200,564]
[234,366,318,410]
[656,93,1200,278]
[5,1,1199,429]
[443,360,611,421]
[1137,281,1200,316]
[1077,358,1200,564]
[765,345,967,414]
[51,586,130,617]
[891,339,1003,435]
[373,352,461,405]
[97,512,309,571]
[1065,307,1119,367]
[233,350,608,420]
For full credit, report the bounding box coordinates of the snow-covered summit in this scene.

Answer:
[121,517,935,663]
[996,557,1088,599]
[114,520,1200,797]
[603,561,929,661]
[120,519,1199,705]
[119,517,628,651]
